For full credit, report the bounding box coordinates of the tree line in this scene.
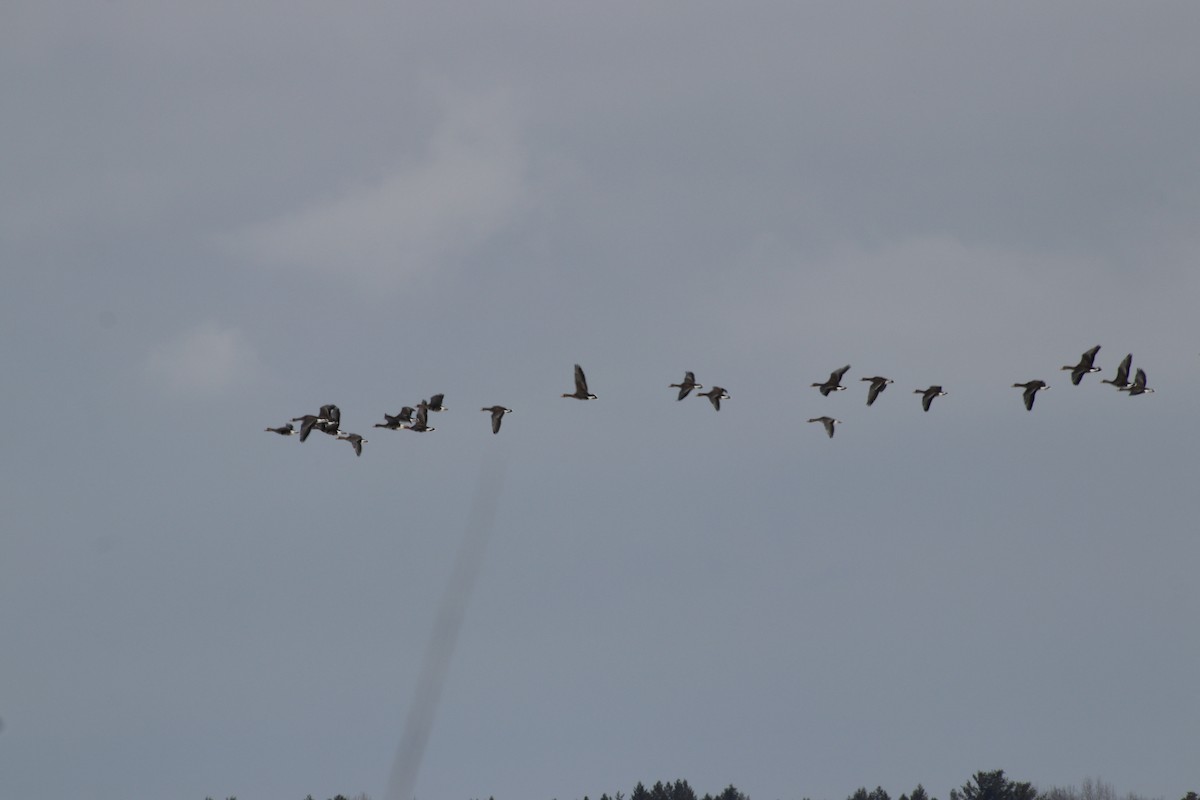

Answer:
[207,770,1199,800]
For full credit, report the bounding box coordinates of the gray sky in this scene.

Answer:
[2,3,1199,799]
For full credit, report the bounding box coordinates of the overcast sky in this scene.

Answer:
[2,3,1199,800]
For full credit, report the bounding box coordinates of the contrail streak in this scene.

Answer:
[386,452,507,800]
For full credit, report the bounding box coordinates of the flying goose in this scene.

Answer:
[669,371,702,401]
[481,405,513,434]
[336,432,367,457]
[562,364,597,399]
[1119,368,1154,396]
[290,413,329,442]
[313,404,341,436]
[861,376,893,407]
[698,386,730,411]
[807,416,841,438]
[374,411,410,430]
[1012,380,1049,411]
[1102,354,1133,389]
[915,385,947,412]
[265,423,297,436]
[427,394,448,412]
[1062,346,1101,385]
[813,365,851,396]
[404,401,436,432]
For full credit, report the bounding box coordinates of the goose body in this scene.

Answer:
[337,432,366,457]
[375,406,416,429]
[311,404,341,436]
[562,364,597,399]
[404,401,436,432]
[669,371,702,401]
[1012,380,1049,411]
[290,414,329,442]
[915,385,947,412]
[861,376,893,407]
[1062,345,1101,385]
[1102,354,1133,389]
[265,423,297,436]
[807,416,841,438]
[427,393,448,412]
[482,406,513,434]
[698,386,730,411]
[813,365,851,396]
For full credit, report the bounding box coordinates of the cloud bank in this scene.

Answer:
[231,89,530,291]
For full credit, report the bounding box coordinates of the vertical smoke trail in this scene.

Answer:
[385,452,507,800]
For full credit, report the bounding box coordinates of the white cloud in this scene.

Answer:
[146,321,258,395]
[229,89,530,290]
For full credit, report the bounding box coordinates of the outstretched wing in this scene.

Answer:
[866,382,881,406]
[574,364,589,395]
[1115,354,1132,383]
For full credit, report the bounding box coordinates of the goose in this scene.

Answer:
[265,423,297,436]
[1119,368,1154,396]
[375,407,416,429]
[336,432,366,457]
[1102,354,1133,389]
[315,404,341,435]
[807,416,841,438]
[669,371,702,401]
[1062,346,1101,385]
[915,385,947,412]
[1012,380,1049,411]
[404,402,436,432]
[481,406,513,434]
[562,364,597,399]
[374,415,405,430]
[861,376,893,407]
[290,413,329,442]
[698,386,730,411]
[427,394,448,412]
[813,365,851,396]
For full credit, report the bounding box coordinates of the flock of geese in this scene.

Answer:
[265,348,1154,454]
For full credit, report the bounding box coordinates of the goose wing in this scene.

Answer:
[1114,354,1132,384]
[866,381,881,406]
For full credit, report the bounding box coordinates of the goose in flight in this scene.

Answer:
[698,386,730,411]
[807,416,841,438]
[1062,346,1102,386]
[374,408,414,430]
[337,432,366,457]
[1012,380,1049,411]
[404,401,436,432]
[265,422,297,436]
[915,385,947,412]
[290,413,330,442]
[860,376,893,407]
[562,364,597,399]
[427,394,448,412]
[669,371,702,401]
[482,405,513,434]
[813,365,851,396]
[1102,354,1133,389]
